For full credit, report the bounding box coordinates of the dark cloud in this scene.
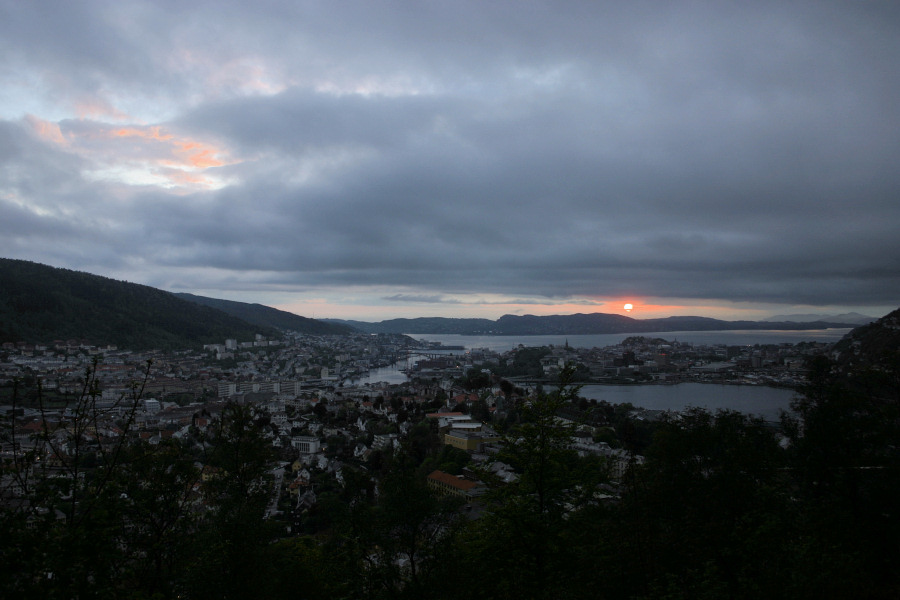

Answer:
[1,1,898,317]
[383,295,461,304]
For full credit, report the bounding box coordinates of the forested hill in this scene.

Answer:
[327,312,863,335]
[0,258,275,350]
[832,306,900,372]
[326,316,496,335]
[175,293,354,335]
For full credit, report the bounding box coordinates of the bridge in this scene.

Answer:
[399,347,467,360]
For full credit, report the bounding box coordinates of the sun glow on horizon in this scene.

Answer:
[263,292,791,323]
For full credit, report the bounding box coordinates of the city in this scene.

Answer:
[2,311,898,597]
[2,329,835,524]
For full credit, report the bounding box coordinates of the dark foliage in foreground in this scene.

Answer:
[2,357,898,599]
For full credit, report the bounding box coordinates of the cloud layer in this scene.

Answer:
[1,1,898,319]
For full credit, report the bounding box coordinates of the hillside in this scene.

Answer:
[175,293,354,335]
[326,317,496,334]
[0,259,274,350]
[832,307,900,372]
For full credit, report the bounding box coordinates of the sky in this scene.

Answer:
[1,1,898,323]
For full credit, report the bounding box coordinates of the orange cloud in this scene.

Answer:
[107,126,226,170]
[112,126,174,141]
[101,124,233,188]
[24,114,234,191]
[24,115,68,146]
[177,144,223,168]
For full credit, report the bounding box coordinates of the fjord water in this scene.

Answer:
[406,329,853,352]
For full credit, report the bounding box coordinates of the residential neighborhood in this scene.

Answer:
[1,329,835,531]
[1,320,897,598]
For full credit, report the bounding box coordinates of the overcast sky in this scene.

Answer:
[1,1,898,322]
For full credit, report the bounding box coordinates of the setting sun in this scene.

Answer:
[624,303,633,312]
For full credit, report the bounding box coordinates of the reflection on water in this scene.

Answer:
[349,362,409,385]
[347,354,423,386]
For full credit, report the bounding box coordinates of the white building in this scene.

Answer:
[291,435,321,454]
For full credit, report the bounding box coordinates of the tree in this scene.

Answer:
[469,392,491,422]
[462,369,491,391]
[420,444,471,475]
[459,366,605,599]
[779,356,900,597]
[374,451,465,598]
[405,419,441,465]
[115,439,201,596]
[0,358,151,598]
[614,408,786,598]
[185,402,276,600]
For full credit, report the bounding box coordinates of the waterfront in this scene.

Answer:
[349,360,415,385]
[348,330,843,419]
[352,347,805,421]
[406,329,853,352]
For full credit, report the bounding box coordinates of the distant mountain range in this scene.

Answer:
[325,312,867,336]
[1,257,881,350]
[0,259,349,349]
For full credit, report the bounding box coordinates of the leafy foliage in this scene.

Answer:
[2,348,899,599]
[492,346,551,377]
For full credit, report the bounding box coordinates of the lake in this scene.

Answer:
[577,382,796,421]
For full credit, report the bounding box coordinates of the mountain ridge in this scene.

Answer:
[325,311,867,335]
[0,258,275,350]
[1,257,878,345]
[764,312,875,325]
[174,293,354,335]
